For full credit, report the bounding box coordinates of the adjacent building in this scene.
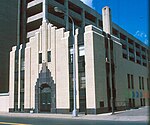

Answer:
[8,0,150,114]
[0,0,18,93]
[0,0,18,112]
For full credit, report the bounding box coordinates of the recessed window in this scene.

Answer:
[139,77,141,89]
[143,98,145,106]
[131,75,134,89]
[123,53,127,59]
[140,98,143,106]
[70,48,73,63]
[120,33,126,40]
[79,45,85,57]
[100,101,104,107]
[112,28,119,37]
[142,77,144,90]
[147,78,149,90]
[47,51,51,62]
[39,53,42,64]
[127,74,130,89]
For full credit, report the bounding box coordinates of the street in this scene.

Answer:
[0,106,149,125]
[0,116,148,125]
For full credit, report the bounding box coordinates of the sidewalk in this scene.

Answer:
[0,107,149,122]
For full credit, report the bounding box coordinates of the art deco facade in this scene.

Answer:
[8,0,150,114]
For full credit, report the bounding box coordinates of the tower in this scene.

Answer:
[102,6,112,34]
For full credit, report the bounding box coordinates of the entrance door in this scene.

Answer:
[40,87,51,112]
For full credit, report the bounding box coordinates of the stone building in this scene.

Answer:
[0,0,18,93]
[8,0,149,114]
[0,0,18,112]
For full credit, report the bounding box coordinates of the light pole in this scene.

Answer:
[54,7,78,117]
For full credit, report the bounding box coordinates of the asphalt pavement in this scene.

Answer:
[0,106,149,125]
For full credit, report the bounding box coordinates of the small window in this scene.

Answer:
[143,98,145,106]
[70,48,73,63]
[21,58,25,71]
[131,75,134,89]
[70,54,73,63]
[142,77,144,90]
[112,28,119,37]
[39,53,42,64]
[120,33,126,40]
[127,74,130,89]
[100,101,104,107]
[147,78,149,90]
[79,46,85,57]
[129,98,132,107]
[132,99,135,107]
[140,98,143,106]
[47,51,51,62]
[123,53,127,59]
[139,77,141,89]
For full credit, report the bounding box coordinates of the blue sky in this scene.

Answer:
[81,0,149,46]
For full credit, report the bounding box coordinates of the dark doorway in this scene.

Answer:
[79,88,86,112]
[40,85,51,112]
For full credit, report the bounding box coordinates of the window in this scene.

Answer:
[80,76,86,89]
[139,77,141,89]
[85,11,96,23]
[131,75,134,89]
[120,33,126,40]
[123,53,127,59]
[99,20,103,28]
[21,58,25,71]
[100,101,104,107]
[127,74,134,89]
[112,28,119,37]
[55,0,64,5]
[128,38,134,44]
[70,48,73,63]
[47,51,51,62]
[70,54,73,63]
[147,78,149,90]
[39,53,42,64]
[132,99,135,107]
[143,98,145,106]
[127,74,130,89]
[142,77,144,90]
[79,45,85,57]
[129,98,132,107]
[140,98,143,106]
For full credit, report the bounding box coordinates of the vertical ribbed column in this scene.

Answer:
[9,47,17,111]
[18,45,22,110]
[42,22,48,63]
[24,43,31,110]
[48,23,52,50]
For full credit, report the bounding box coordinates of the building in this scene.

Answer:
[0,0,18,93]
[0,0,18,112]
[8,0,149,114]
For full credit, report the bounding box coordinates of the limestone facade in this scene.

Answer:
[9,21,149,114]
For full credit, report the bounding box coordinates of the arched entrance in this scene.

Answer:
[35,63,56,113]
[40,84,51,112]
